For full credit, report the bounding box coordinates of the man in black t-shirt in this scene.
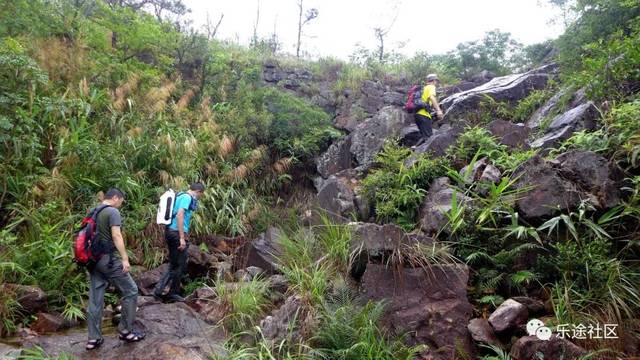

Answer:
[85,188,144,350]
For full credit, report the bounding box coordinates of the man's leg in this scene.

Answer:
[165,230,183,296]
[87,259,109,340]
[153,230,173,297]
[106,256,139,334]
[172,240,189,295]
[414,113,431,143]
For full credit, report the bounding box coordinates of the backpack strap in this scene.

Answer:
[90,204,112,221]
[171,192,193,220]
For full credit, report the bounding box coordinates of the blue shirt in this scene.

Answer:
[169,193,195,233]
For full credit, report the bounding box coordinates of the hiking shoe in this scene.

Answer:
[166,294,185,303]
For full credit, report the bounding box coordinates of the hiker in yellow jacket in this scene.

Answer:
[413,73,444,145]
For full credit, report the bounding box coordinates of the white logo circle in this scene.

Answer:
[526,319,545,336]
[536,326,553,341]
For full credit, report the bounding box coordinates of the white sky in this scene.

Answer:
[183,0,565,59]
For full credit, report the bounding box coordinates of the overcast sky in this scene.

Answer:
[183,0,565,59]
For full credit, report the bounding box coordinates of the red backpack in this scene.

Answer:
[404,84,421,113]
[73,205,111,266]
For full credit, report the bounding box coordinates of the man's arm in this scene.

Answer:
[111,226,130,273]
[176,208,186,251]
[429,94,444,119]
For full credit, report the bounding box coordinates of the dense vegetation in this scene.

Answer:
[1,0,639,359]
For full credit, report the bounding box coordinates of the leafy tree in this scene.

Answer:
[453,29,524,77]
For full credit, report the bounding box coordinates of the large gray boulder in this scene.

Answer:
[488,299,529,333]
[556,150,621,208]
[350,106,413,169]
[132,263,169,296]
[316,171,358,222]
[20,303,226,359]
[442,70,497,97]
[459,157,501,185]
[333,82,406,132]
[513,155,582,218]
[419,177,473,235]
[316,136,353,179]
[487,119,530,149]
[405,124,462,167]
[349,222,434,257]
[530,102,598,149]
[526,87,588,129]
[360,264,475,360]
[259,295,310,347]
[185,286,225,324]
[3,284,47,315]
[242,227,285,273]
[511,335,587,360]
[468,318,503,348]
[513,152,620,218]
[441,64,555,120]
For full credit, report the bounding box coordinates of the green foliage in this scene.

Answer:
[258,87,337,161]
[606,98,640,166]
[473,95,512,124]
[311,295,423,360]
[452,29,524,77]
[277,230,333,304]
[551,129,610,155]
[513,89,553,122]
[554,0,640,77]
[215,279,271,334]
[362,142,450,229]
[447,126,507,165]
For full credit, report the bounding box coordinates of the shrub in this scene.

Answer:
[362,142,450,229]
[446,126,507,166]
[311,296,423,360]
[513,89,552,122]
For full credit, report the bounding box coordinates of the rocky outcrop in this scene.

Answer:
[405,124,462,167]
[349,222,434,257]
[511,335,587,360]
[526,87,587,129]
[259,295,311,347]
[20,303,226,359]
[350,106,413,169]
[185,286,226,325]
[263,61,313,90]
[399,124,422,147]
[242,227,285,273]
[512,155,582,218]
[334,82,407,132]
[132,263,169,296]
[31,313,68,334]
[468,318,503,348]
[441,70,497,97]
[419,177,473,235]
[513,152,620,218]
[186,245,220,278]
[316,171,357,222]
[360,264,474,360]
[487,119,531,149]
[530,101,598,149]
[316,136,353,178]
[510,296,546,315]
[459,157,501,184]
[4,284,47,315]
[556,150,621,208]
[441,64,556,120]
[488,299,529,333]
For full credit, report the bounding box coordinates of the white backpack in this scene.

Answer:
[156,189,176,225]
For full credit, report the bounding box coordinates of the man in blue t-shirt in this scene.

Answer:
[153,182,205,302]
